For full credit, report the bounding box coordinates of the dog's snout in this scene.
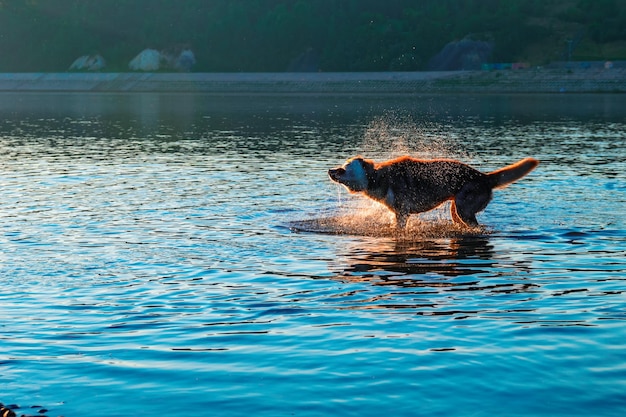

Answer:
[328,167,345,180]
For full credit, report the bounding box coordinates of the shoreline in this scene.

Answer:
[0,69,624,94]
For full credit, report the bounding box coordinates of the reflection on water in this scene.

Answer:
[337,235,496,280]
[1,93,625,417]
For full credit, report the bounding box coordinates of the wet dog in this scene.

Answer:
[328,156,538,229]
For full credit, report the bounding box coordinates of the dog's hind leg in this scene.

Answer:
[450,200,464,225]
[453,182,492,227]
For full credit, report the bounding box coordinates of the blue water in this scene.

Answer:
[1,93,625,416]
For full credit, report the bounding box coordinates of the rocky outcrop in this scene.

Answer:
[129,48,196,72]
[287,48,320,72]
[68,54,106,71]
[161,48,196,72]
[428,38,493,71]
[128,49,162,71]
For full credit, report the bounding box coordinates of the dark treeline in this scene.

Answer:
[0,0,624,72]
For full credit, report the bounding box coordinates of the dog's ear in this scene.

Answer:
[348,155,365,163]
[358,157,376,180]
[351,156,371,166]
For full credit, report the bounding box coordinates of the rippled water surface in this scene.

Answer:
[1,93,625,416]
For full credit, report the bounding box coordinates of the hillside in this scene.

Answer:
[0,0,624,72]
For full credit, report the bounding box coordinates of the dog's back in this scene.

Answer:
[375,157,484,198]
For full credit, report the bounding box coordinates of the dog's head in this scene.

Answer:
[328,156,375,192]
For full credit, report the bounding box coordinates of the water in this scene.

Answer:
[1,92,625,416]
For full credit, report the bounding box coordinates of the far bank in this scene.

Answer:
[0,69,624,94]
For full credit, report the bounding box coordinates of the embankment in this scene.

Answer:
[0,69,624,94]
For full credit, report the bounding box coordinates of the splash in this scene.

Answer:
[294,115,486,240]
[290,201,486,240]
[359,114,469,161]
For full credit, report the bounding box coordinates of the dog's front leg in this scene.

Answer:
[395,212,408,230]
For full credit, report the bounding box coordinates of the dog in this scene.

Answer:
[329,155,538,229]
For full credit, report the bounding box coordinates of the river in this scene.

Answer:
[1,92,625,416]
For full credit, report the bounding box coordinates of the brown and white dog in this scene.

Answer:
[329,156,539,229]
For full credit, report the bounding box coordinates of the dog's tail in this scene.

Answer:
[488,158,539,189]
